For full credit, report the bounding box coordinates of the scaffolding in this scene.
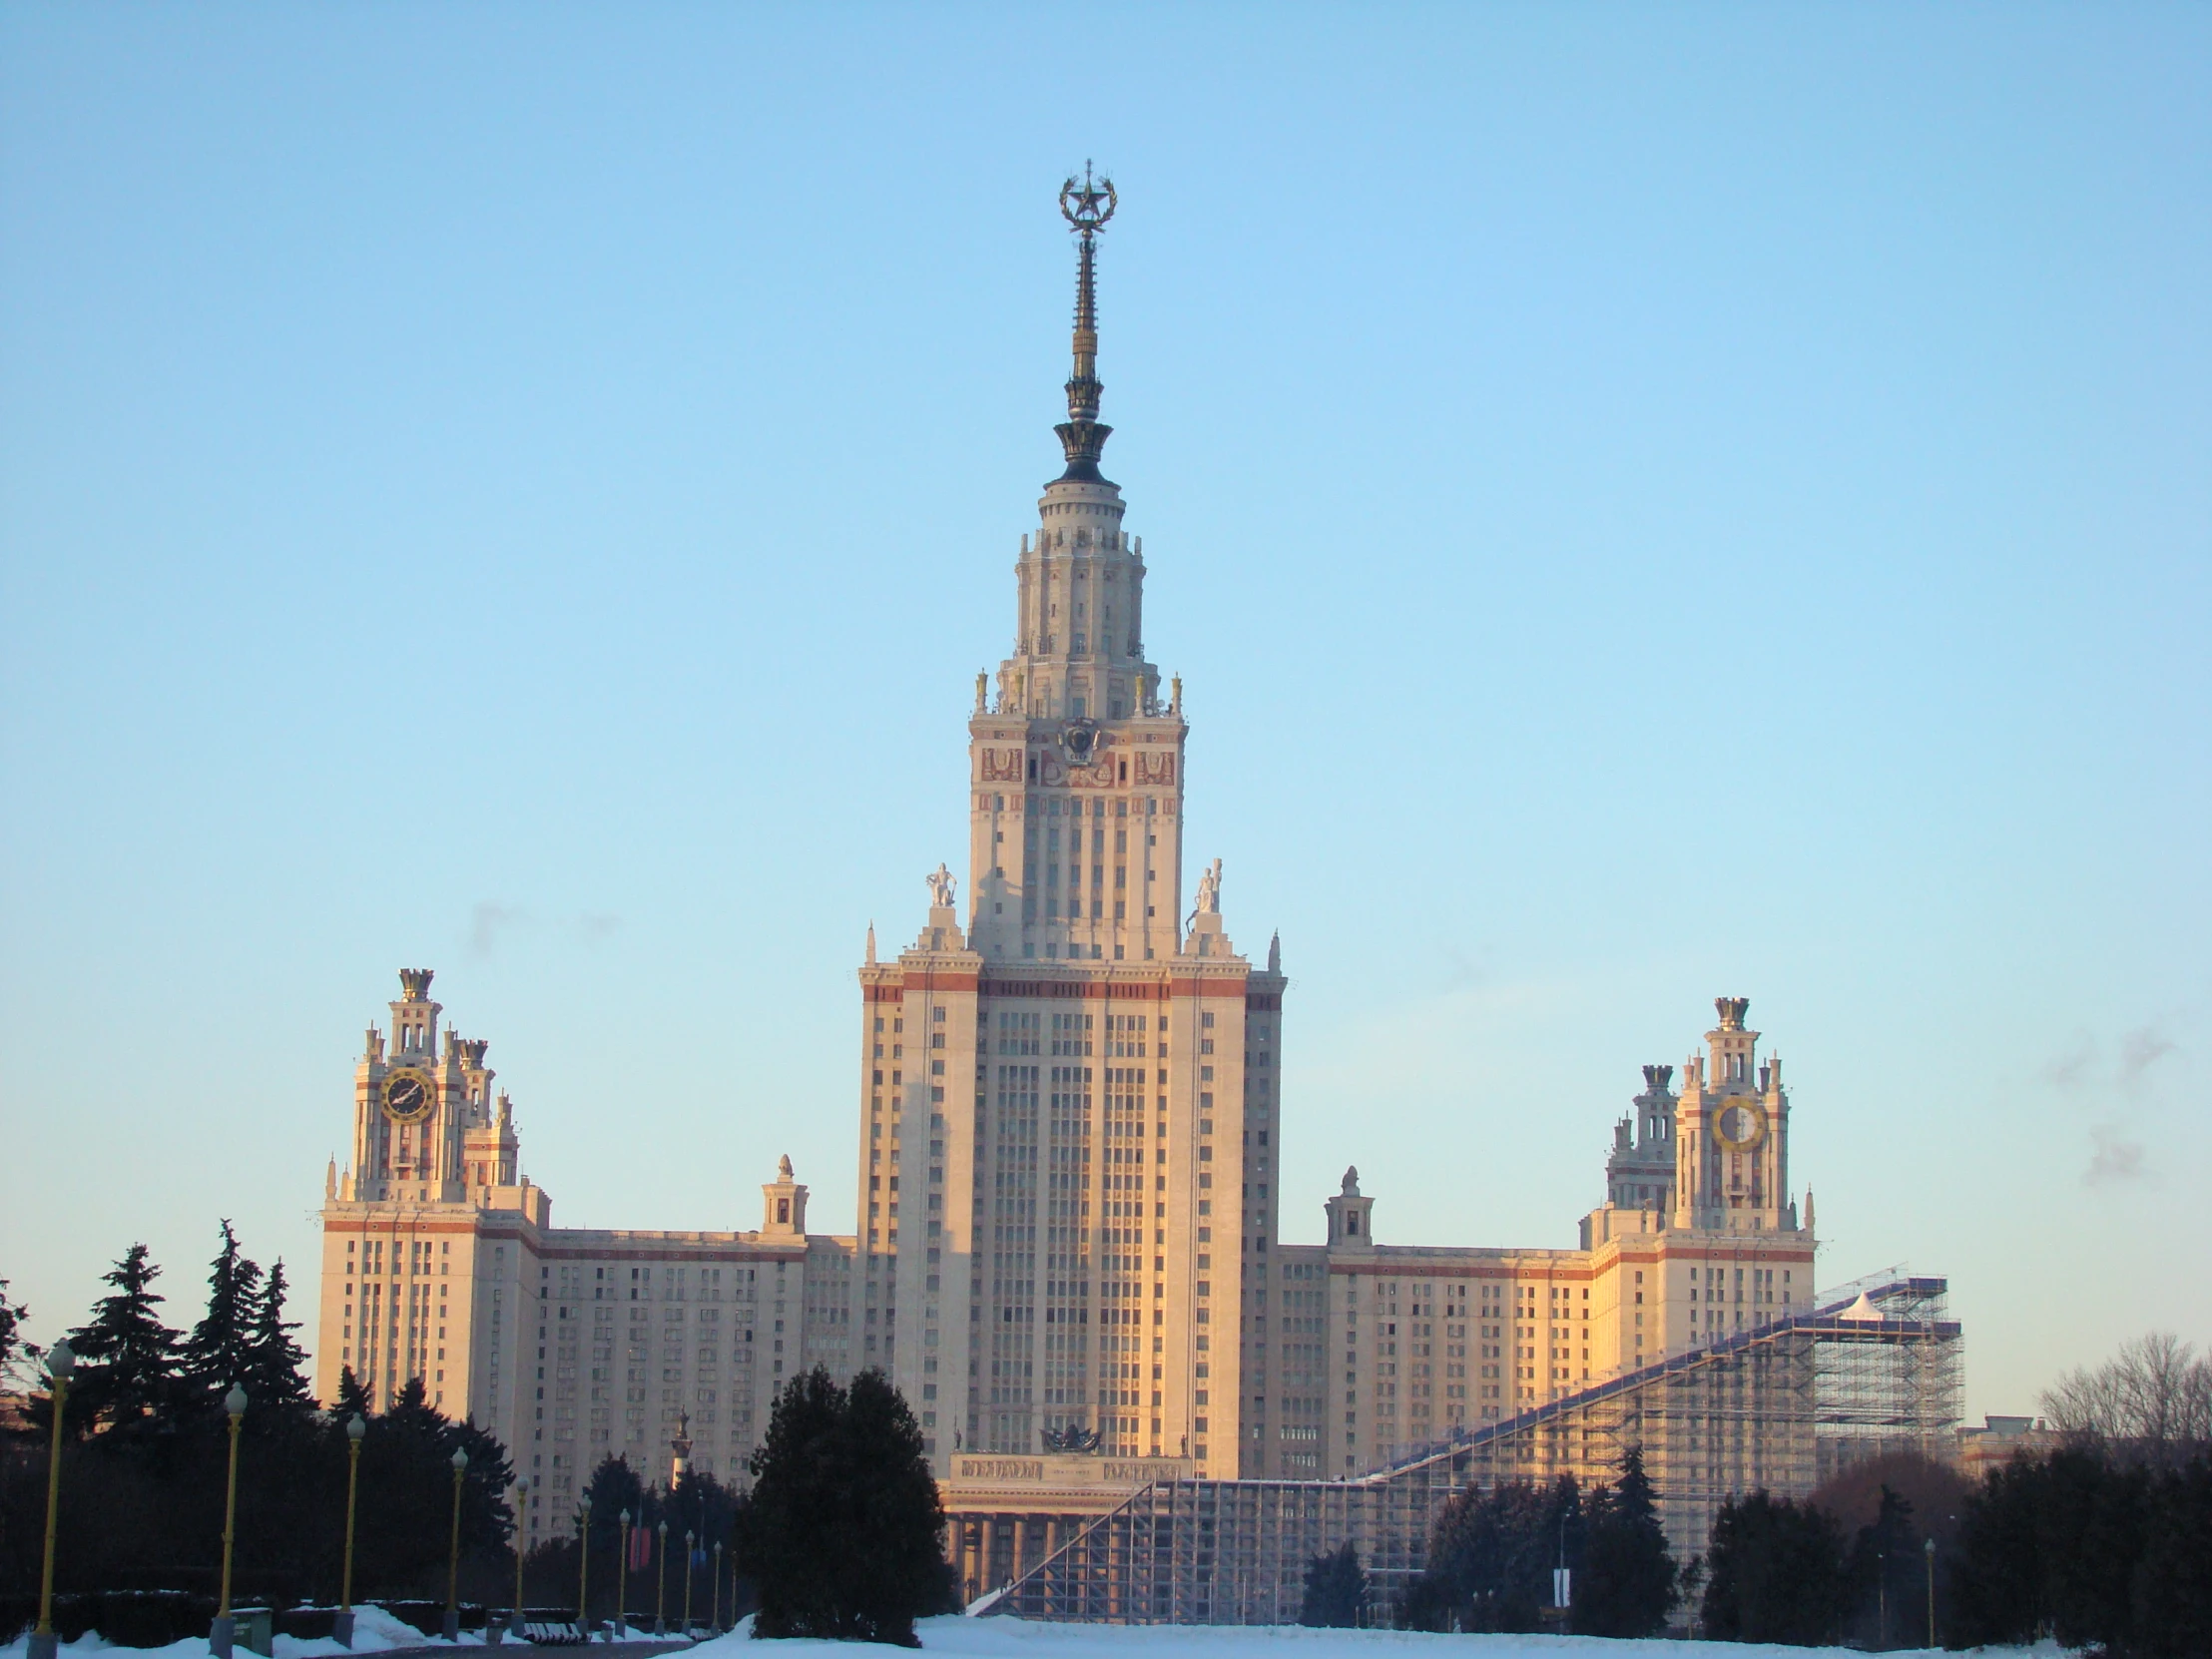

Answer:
[990,1275,1961,1624]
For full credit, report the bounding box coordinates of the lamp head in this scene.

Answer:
[580,1493,592,1512]
[621,1508,631,1525]
[452,1448,469,1472]
[346,1412,366,1442]
[686,1529,694,1545]
[47,1339,75,1382]
[225,1383,249,1418]
[658,1520,667,1536]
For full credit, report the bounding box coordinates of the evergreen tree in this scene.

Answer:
[1404,1475,1578,1632]
[180,1220,264,1407]
[385,1374,441,1436]
[738,1365,946,1644]
[1845,1483,1923,1647]
[333,1364,374,1423]
[1574,1445,1677,1637]
[450,1411,518,1551]
[584,1453,649,1576]
[1298,1540,1369,1627]
[63,1242,184,1433]
[2134,1455,2212,1658]
[241,1259,314,1414]
[347,1374,516,1595]
[1701,1489,1850,1645]
[0,1274,33,1386]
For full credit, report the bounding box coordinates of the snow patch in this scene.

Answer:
[684,1615,2050,1658]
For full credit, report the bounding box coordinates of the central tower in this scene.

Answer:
[854,175,1289,1479]
[968,167,1182,966]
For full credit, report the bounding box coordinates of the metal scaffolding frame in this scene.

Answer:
[989,1276,1961,1624]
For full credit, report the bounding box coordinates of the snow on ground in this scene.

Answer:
[0,1606,467,1659]
[6,1615,2063,1659]
[687,1617,2056,1659]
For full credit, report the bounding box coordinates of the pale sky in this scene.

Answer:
[3,5,2206,1421]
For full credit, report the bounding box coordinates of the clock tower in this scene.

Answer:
[1673,996,1793,1231]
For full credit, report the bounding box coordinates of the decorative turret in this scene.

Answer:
[762,1155,808,1236]
[1673,996,1792,1232]
[1325,1166,1376,1251]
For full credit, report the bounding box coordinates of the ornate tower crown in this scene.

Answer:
[399,967,435,1001]
[1715,995,1750,1030]
[1054,162,1117,483]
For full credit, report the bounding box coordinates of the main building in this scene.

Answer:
[315,179,1951,1597]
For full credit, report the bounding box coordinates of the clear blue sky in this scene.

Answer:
[3,5,2205,1420]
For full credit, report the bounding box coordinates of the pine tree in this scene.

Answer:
[180,1220,264,1408]
[1846,1483,1923,1647]
[0,1275,29,1385]
[385,1373,441,1434]
[1299,1541,1369,1627]
[333,1365,374,1423]
[1702,1489,1850,1645]
[64,1242,184,1432]
[739,1366,946,1644]
[1405,1475,1577,1632]
[1575,1445,1678,1637]
[241,1259,314,1414]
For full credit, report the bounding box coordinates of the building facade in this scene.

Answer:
[313,975,859,1552]
[315,180,1861,1576]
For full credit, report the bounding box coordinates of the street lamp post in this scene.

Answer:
[512,1477,530,1634]
[26,1340,76,1659]
[335,1414,366,1648]
[1877,1548,1888,1649]
[211,1384,249,1659]
[710,1541,722,1634]
[575,1494,591,1636]
[653,1519,668,1637]
[1926,1535,1937,1646]
[616,1511,631,1637]
[683,1531,694,1636]
[442,1449,468,1641]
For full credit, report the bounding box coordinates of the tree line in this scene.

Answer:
[1299,1332,2211,1654]
[11,1240,2204,1652]
[0,1231,514,1615]
[3,1238,952,1646]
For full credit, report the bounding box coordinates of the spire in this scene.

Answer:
[1054,163,1117,483]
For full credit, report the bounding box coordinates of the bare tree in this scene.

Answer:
[2041,1332,2212,1468]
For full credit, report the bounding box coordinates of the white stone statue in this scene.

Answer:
[926,862,956,910]
[1195,857,1222,914]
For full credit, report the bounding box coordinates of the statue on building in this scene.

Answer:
[1195,857,1222,914]
[1041,1422,1102,1453]
[927,863,956,909]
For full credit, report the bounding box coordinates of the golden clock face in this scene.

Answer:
[383,1067,435,1125]
[1713,1098,1768,1152]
